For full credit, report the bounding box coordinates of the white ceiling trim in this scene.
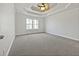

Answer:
[47,3,71,16]
[15,3,79,17]
[22,3,70,17]
[16,8,46,17]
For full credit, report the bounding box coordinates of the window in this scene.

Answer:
[26,18,39,30]
[33,19,39,29]
[26,19,32,30]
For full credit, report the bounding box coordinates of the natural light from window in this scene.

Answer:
[26,18,39,30]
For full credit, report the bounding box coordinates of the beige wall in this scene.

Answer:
[15,12,45,35]
[46,8,79,40]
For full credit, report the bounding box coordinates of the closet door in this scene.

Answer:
[0,5,4,55]
[0,3,15,56]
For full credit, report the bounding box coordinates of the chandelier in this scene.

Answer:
[37,3,49,12]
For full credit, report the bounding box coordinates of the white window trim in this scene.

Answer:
[26,18,39,30]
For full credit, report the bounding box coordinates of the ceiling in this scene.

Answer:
[14,3,79,17]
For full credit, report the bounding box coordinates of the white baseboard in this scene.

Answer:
[16,32,45,37]
[6,37,15,56]
[46,33,79,41]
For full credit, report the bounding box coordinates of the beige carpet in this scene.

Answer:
[9,33,79,56]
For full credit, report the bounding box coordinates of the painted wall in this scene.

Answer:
[46,8,79,40]
[15,12,45,35]
[0,4,15,56]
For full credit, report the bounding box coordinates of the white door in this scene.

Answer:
[0,4,15,56]
[0,6,3,56]
[0,23,3,55]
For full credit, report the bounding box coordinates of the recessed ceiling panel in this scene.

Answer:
[15,3,79,17]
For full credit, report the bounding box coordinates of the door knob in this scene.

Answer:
[0,35,4,40]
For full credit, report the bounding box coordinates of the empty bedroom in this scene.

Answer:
[0,3,79,56]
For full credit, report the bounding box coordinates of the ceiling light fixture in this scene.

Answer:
[37,3,49,12]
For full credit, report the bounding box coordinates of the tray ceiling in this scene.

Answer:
[15,3,79,17]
